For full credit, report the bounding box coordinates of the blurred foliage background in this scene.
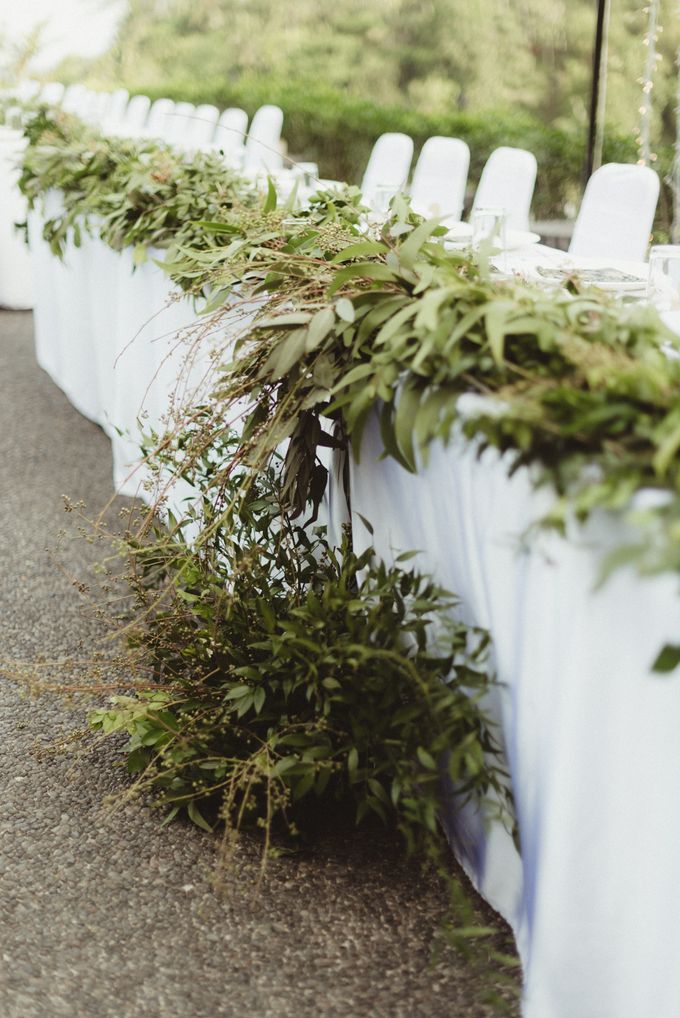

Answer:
[24,1,680,223]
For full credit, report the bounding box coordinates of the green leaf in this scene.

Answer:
[331,240,388,264]
[335,297,355,322]
[187,800,213,833]
[327,261,396,295]
[397,217,442,267]
[305,306,335,352]
[484,300,514,366]
[263,176,277,213]
[293,771,316,800]
[417,747,437,770]
[652,643,680,674]
[347,746,359,782]
[394,382,422,472]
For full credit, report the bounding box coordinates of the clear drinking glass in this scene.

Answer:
[294,161,320,191]
[471,206,508,251]
[647,245,680,312]
[370,184,395,220]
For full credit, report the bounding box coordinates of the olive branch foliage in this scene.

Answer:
[8,101,680,971]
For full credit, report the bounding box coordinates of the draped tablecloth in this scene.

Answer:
[350,413,680,1018]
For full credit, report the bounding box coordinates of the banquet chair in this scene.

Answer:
[145,98,176,138]
[243,105,284,173]
[61,83,89,114]
[75,89,102,124]
[361,132,414,209]
[14,80,41,102]
[569,163,660,262]
[188,103,220,147]
[410,136,470,223]
[471,146,537,230]
[122,94,151,133]
[107,88,130,127]
[39,82,65,106]
[162,101,196,145]
[213,107,249,154]
[89,91,115,126]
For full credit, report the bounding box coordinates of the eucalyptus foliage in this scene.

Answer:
[15,102,680,678]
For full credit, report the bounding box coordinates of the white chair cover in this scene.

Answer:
[243,105,284,173]
[39,82,65,106]
[472,146,537,231]
[13,80,41,102]
[145,98,176,139]
[162,101,196,144]
[213,107,248,155]
[361,133,414,208]
[569,163,660,262]
[61,84,89,115]
[82,90,103,122]
[106,88,130,127]
[90,91,114,126]
[410,136,470,223]
[122,94,151,132]
[187,103,220,147]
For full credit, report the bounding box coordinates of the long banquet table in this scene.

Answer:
[351,415,680,1018]
[7,167,680,1015]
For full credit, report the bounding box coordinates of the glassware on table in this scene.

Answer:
[369,184,395,220]
[647,245,680,312]
[471,206,508,251]
[294,161,320,192]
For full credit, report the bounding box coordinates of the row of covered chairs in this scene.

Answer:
[8,80,285,174]
[9,81,662,263]
[361,132,537,231]
[361,131,660,262]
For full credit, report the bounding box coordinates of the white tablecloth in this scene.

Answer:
[351,415,680,1018]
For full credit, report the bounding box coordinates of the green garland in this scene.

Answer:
[13,102,680,668]
[14,101,680,990]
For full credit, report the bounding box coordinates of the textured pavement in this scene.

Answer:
[0,309,520,1018]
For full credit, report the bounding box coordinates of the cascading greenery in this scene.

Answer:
[89,438,505,866]
[9,100,680,894]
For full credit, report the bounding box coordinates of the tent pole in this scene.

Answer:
[585,0,609,183]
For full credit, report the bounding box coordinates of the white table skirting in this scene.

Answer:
[351,416,680,1018]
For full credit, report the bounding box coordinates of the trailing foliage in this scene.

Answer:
[14,103,680,676]
[90,442,505,869]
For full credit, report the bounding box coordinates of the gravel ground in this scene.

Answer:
[0,309,520,1018]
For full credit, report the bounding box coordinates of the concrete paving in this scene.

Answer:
[0,309,520,1018]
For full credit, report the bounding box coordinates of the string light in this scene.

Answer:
[638,0,661,166]
[673,0,680,242]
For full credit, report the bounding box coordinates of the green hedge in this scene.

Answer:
[124,74,672,230]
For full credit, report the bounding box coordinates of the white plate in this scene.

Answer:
[505,229,541,250]
[444,221,473,242]
[443,224,540,252]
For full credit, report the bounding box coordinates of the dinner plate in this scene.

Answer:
[443,224,541,252]
[505,229,541,250]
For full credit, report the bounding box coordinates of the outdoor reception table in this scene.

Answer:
[351,414,680,1018]
[21,191,680,1017]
